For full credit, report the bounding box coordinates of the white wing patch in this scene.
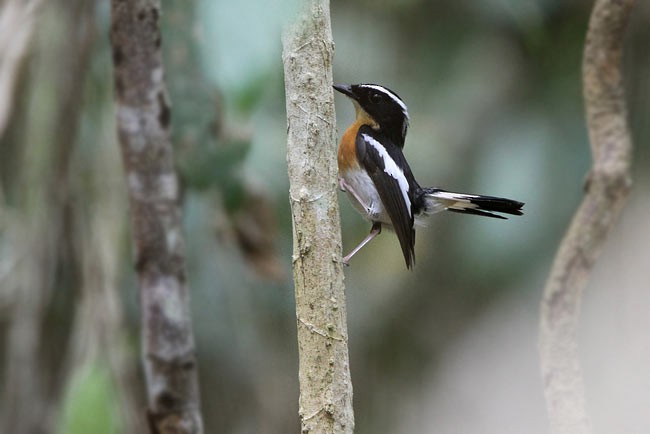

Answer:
[362,133,412,216]
[360,84,410,121]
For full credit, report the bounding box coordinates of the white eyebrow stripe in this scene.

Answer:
[360,84,410,120]
[362,133,412,216]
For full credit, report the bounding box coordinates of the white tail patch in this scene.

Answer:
[421,189,523,220]
[423,190,479,214]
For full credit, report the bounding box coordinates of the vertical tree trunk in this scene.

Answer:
[1,2,95,432]
[539,1,635,433]
[282,1,355,433]
[110,1,203,433]
[0,0,43,139]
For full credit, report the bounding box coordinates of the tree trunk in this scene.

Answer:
[1,2,96,432]
[282,1,355,433]
[539,1,635,433]
[110,1,203,432]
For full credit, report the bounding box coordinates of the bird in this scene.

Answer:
[333,83,524,269]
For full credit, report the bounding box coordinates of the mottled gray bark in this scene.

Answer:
[110,1,203,433]
[282,1,355,433]
[539,1,635,433]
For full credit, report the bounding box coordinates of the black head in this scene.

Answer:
[333,83,410,147]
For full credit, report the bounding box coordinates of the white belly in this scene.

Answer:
[340,169,391,225]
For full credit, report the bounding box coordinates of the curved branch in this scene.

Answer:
[282,1,355,433]
[539,1,635,433]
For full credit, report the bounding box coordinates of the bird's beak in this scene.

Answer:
[333,83,355,98]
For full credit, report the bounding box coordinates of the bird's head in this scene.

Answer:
[333,83,409,147]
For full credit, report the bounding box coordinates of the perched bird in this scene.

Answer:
[333,83,524,269]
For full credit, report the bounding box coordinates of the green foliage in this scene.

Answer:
[177,138,251,204]
[232,71,276,114]
[57,361,120,434]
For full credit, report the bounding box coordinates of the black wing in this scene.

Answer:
[356,126,417,268]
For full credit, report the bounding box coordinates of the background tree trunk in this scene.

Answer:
[0,2,97,432]
[282,1,355,432]
[110,1,203,432]
[0,0,43,138]
[539,1,635,433]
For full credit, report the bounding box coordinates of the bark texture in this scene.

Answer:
[539,1,635,433]
[110,1,203,433]
[282,1,355,433]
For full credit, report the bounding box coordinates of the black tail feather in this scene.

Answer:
[422,188,524,219]
[461,194,524,217]
[447,207,508,219]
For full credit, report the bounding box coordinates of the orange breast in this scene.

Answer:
[338,120,363,172]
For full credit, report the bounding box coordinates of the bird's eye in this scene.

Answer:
[369,93,382,104]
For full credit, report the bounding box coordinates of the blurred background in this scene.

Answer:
[1,0,649,433]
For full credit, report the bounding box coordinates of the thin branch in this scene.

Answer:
[539,1,635,433]
[282,1,355,433]
[110,1,203,433]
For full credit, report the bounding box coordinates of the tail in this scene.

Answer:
[421,188,524,219]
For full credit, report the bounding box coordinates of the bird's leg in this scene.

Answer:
[342,222,381,266]
[338,176,347,192]
[340,177,374,214]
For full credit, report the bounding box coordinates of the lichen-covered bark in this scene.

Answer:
[539,1,635,433]
[110,1,203,433]
[282,1,355,433]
